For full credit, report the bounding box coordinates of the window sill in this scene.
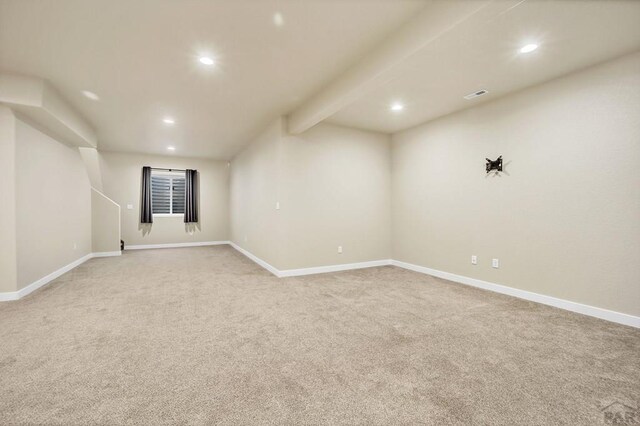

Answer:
[153,214,184,218]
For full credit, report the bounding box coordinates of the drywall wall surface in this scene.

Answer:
[15,118,92,289]
[100,152,229,246]
[79,147,104,191]
[91,188,120,253]
[230,118,391,271]
[230,118,285,268]
[279,122,391,270]
[391,52,640,316]
[0,106,17,293]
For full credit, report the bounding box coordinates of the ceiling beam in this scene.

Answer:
[0,73,97,148]
[287,0,494,135]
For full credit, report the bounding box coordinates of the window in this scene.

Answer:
[151,171,185,215]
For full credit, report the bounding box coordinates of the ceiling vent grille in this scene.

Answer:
[464,89,489,100]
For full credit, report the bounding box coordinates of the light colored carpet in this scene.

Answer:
[0,246,638,425]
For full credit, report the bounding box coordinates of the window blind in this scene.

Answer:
[172,177,186,214]
[151,173,185,214]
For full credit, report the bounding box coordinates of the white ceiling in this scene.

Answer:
[2,1,640,160]
[0,0,426,159]
[326,0,640,133]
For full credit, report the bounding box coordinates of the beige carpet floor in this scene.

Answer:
[0,246,638,425]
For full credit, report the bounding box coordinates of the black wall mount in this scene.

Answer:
[486,156,503,173]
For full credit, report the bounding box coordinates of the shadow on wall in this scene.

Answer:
[185,223,201,235]
[485,160,512,178]
[136,221,201,236]
[138,223,152,236]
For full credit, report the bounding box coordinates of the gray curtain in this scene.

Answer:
[184,169,198,223]
[140,166,153,224]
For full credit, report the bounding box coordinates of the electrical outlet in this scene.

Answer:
[127,203,133,210]
[244,235,248,242]
[73,243,77,250]
[492,258,500,268]
[471,255,477,265]
[338,246,343,254]
[275,201,280,210]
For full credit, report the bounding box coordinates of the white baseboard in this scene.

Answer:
[228,244,639,328]
[1,243,229,302]
[125,241,230,250]
[279,259,392,277]
[92,251,122,258]
[391,260,640,329]
[0,253,94,302]
[0,251,124,302]
[229,242,281,277]
[0,293,19,302]
[229,242,391,278]
[2,244,637,329]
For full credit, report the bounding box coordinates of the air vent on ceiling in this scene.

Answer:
[464,89,489,100]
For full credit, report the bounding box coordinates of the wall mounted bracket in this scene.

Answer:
[486,156,503,173]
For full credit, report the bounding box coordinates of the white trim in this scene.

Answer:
[0,253,93,302]
[92,251,122,258]
[90,187,119,208]
[227,244,639,328]
[229,242,392,278]
[2,244,636,329]
[279,259,392,277]
[0,293,19,302]
[0,251,121,301]
[229,242,281,277]
[125,241,230,250]
[391,260,640,329]
[91,187,121,244]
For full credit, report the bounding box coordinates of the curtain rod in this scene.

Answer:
[151,167,186,172]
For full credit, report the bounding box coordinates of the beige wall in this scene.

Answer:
[230,118,285,267]
[391,52,640,317]
[91,188,121,253]
[15,117,92,289]
[230,118,391,271]
[279,122,391,270]
[79,147,104,191]
[99,152,229,247]
[1,52,636,325]
[0,106,17,293]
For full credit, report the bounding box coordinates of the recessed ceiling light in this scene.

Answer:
[390,103,404,112]
[82,90,100,101]
[163,117,175,125]
[273,12,285,27]
[167,146,176,151]
[199,56,215,66]
[520,43,539,54]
